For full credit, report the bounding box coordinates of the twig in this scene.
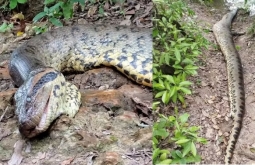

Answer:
[0,106,9,122]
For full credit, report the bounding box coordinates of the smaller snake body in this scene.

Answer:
[213,9,245,164]
[9,25,152,138]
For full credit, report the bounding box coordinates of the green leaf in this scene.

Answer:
[164,52,170,65]
[175,47,181,62]
[172,92,178,103]
[159,149,171,154]
[174,120,180,130]
[17,0,27,3]
[152,101,160,110]
[162,90,171,104]
[153,29,159,37]
[175,139,190,144]
[170,86,176,97]
[72,0,85,6]
[182,58,194,64]
[99,6,104,15]
[158,118,167,129]
[179,81,193,87]
[174,130,182,139]
[184,65,198,71]
[159,78,165,87]
[171,150,178,159]
[33,12,47,22]
[187,132,198,138]
[164,80,171,90]
[178,94,185,105]
[185,154,201,163]
[0,23,8,32]
[44,0,55,5]
[191,141,197,156]
[189,126,200,132]
[173,64,183,70]
[168,116,175,122]
[157,159,172,164]
[153,83,165,90]
[62,3,73,19]
[49,17,63,26]
[175,150,183,158]
[9,0,17,9]
[179,113,189,123]
[155,91,165,98]
[182,141,191,157]
[48,2,62,13]
[159,153,167,161]
[153,148,160,161]
[178,87,191,94]
[197,137,207,144]
[162,17,167,24]
[152,137,158,146]
[164,75,175,84]
[153,128,169,138]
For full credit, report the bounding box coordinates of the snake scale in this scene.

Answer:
[213,9,245,164]
[9,24,152,138]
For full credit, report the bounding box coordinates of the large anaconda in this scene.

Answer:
[9,24,152,138]
[213,9,245,164]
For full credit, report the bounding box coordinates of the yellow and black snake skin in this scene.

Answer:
[9,25,152,138]
[213,9,245,164]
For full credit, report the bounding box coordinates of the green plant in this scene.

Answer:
[9,0,27,9]
[33,0,85,26]
[152,0,209,164]
[0,22,13,33]
[153,72,192,106]
[153,0,209,106]
[153,113,207,164]
[32,0,125,27]
[32,25,48,34]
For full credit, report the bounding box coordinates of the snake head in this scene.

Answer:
[14,68,80,138]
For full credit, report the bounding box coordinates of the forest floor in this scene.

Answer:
[0,1,153,165]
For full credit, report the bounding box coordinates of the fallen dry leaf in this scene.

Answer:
[61,157,75,165]
[87,5,98,17]
[8,140,25,165]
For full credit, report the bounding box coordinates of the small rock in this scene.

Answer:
[213,125,219,130]
[102,152,121,165]
[208,99,214,104]
[77,18,88,25]
[205,128,214,139]
[218,130,223,136]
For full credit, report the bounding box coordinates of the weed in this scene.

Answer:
[152,0,209,164]
[9,0,27,9]
[0,22,13,32]
[153,113,207,164]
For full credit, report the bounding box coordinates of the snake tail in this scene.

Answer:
[213,9,245,164]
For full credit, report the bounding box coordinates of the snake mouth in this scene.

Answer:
[19,95,51,138]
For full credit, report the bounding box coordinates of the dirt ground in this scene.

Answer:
[0,1,153,165]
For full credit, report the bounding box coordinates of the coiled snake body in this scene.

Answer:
[9,25,152,138]
[213,9,245,164]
